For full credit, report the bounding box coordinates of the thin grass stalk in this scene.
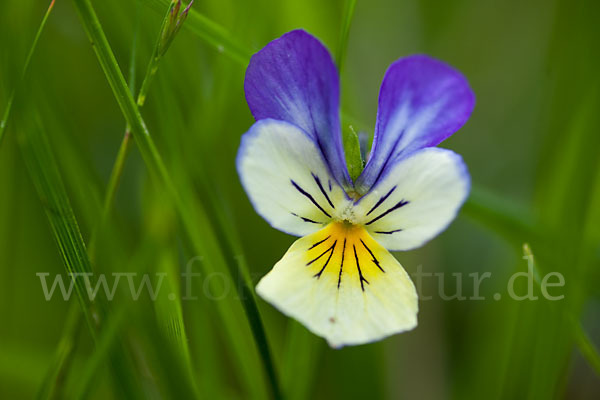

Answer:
[462,185,540,247]
[282,321,322,400]
[516,9,600,389]
[71,236,174,399]
[0,0,55,147]
[100,0,175,232]
[136,0,187,107]
[336,0,357,74]
[96,1,219,396]
[192,175,282,399]
[136,2,172,107]
[150,76,249,398]
[154,250,197,379]
[70,0,278,397]
[0,5,88,398]
[573,320,600,376]
[168,154,280,399]
[100,0,142,224]
[18,117,99,336]
[71,306,129,399]
[35,302,82,400]
[524,244,600,378]
[40,3,144,397]
[17,115,142,399]
[115,3,200,393]
[151,249,200,398]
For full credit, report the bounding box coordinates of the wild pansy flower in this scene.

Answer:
[237,30,474,347]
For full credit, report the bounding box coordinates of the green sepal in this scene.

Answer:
[342,124,364,183]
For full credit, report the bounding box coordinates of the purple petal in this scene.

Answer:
[355,55,475,193]
[244,30,350,187]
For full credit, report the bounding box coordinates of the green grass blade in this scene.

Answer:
[282,321,322,400]
[506,6,600,389]
[90,0,142,259]
[71,305,129,399]
[152,244,199,396]
[103,0,272,395]
[1,5,86,398]
[18,114,143,400]
[0,0,55,147]
[100,0,182,231]
[99,131,133,224]
[573,320,600,376]
[462,185,539,246]
[128,0,142,94]
[39,2,144,393]
[70,0,277,397]
[171,156,281,399]
[523,244,600,378]
[336,0,357,74]
[35,302,82,400]
[103,0,142,220]
[151,73,275,398]
[100,5,198,394]
[17,116,98,335]
[197,180,283,400]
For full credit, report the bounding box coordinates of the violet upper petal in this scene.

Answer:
[355,55,475,193]
[244,29,351,187]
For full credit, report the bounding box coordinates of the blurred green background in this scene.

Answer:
[0,0,599,398]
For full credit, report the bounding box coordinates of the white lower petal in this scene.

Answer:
[354,147,470,251]
[256,222,418,347]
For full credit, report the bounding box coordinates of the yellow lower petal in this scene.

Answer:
[256,222,418,347]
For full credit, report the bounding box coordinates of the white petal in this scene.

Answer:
[256,222,418,347]
[354,147,470,251]
[237,119,348,236]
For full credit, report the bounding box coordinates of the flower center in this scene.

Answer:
[334,201,361,226]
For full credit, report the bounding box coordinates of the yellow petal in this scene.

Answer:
[256,222,418,347]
